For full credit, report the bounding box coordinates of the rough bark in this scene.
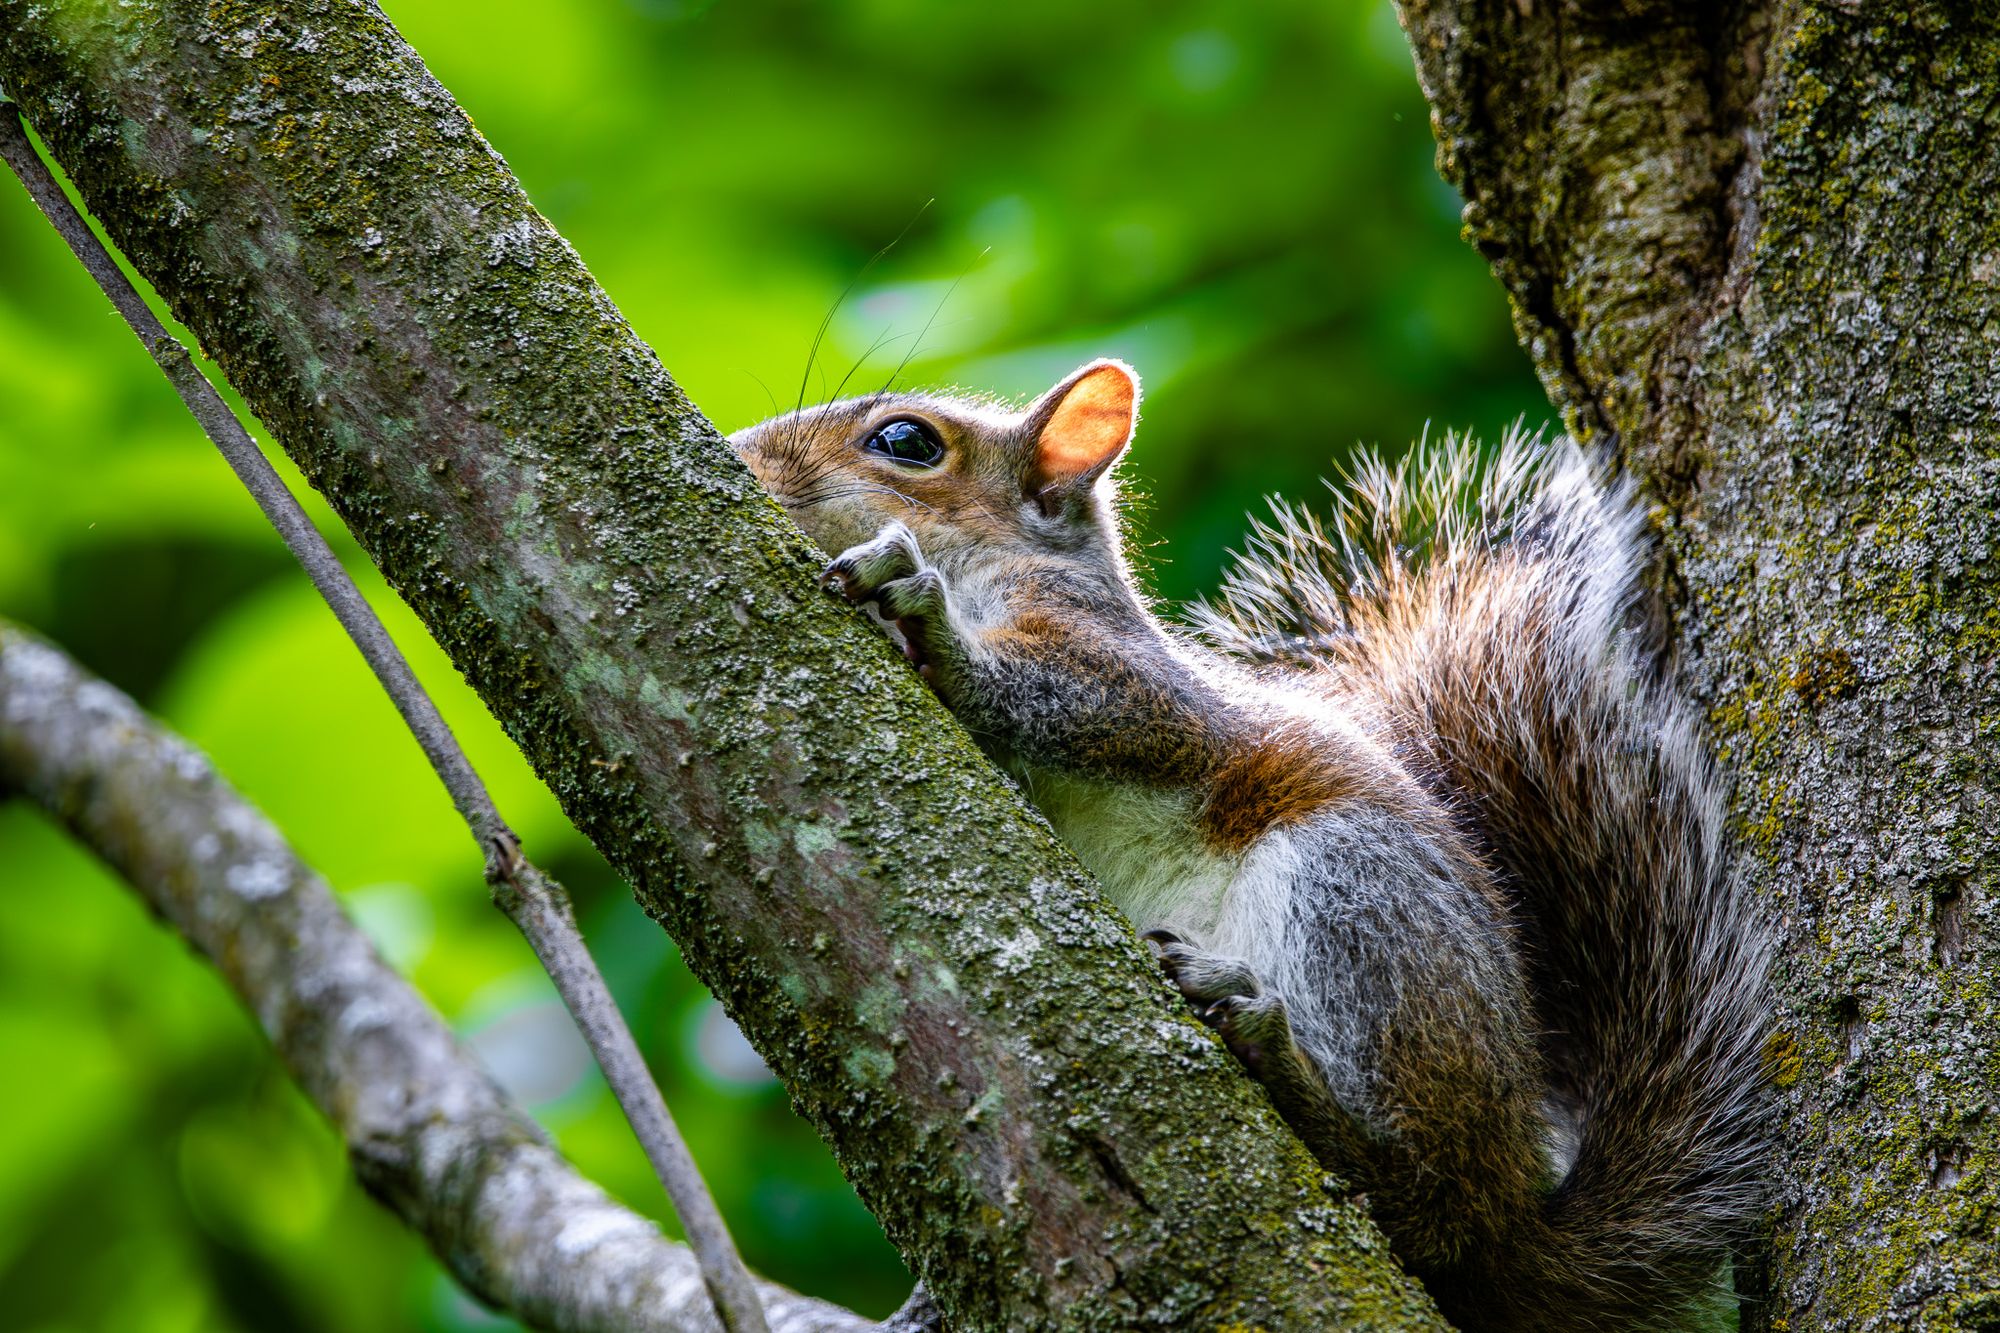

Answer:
[0,619,868,1333]
[0,3,1444,1328]
[1396,2,2000,1327]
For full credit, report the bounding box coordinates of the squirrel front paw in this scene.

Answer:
[822,522,966,689]
[821,520,924,604]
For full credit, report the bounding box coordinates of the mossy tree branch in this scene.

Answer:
[1396,1,2000,1325]
[0,2,1444,1327]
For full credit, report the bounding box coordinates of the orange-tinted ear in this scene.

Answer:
[1024,359,1140,506]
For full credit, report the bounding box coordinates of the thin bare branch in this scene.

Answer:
[0,619,870,1333]
[0,102,768,1333]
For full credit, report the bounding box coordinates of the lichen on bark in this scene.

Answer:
[0,0,1446,1326]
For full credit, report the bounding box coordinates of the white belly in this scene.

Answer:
[1014,767,1242,942]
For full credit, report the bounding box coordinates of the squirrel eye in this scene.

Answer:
[862,419,945,467]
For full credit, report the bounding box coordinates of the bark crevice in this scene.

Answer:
[1397,0,1775,506]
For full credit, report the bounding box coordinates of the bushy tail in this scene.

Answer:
[1193,427,1771,1331]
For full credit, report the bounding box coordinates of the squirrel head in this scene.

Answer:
[730,358,1141,570]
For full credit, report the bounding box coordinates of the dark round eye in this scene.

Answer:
[862,418,945,467]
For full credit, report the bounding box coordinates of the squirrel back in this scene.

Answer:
[1195,429,1772,1327]
[731,369,1770,1331]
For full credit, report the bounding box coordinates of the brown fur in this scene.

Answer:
[1369,986,1550,1266]
[1197,727,1364,850]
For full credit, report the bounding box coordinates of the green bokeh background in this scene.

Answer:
[0,2,1543,1327]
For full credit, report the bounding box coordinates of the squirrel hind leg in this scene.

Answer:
[1146,933,1373,1175]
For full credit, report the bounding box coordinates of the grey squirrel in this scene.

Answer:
[730,359,1770,1331]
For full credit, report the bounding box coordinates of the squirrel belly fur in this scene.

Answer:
[730,358,1771,1331]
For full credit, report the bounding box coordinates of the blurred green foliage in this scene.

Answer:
[0,0,1542,1327]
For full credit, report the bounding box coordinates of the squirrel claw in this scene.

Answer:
[823,527,967,699]
[1207,994,1292,1078]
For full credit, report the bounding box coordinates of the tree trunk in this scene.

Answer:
[0,2,1445,1327]
[1396,2,2000,1326]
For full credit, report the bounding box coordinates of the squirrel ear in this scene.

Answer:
[1023,359,1140,507]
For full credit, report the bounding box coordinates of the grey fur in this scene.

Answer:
[1206,811,1531,1132]
[1196,429,1772,1330]
[736,388,1769,1331]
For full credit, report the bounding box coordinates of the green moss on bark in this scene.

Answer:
[1689,9,2000,1325]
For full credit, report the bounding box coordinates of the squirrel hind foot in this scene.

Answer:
[1149,936,1262,1006]
[1147,937,1369,1172]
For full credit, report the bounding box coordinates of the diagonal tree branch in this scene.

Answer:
[0,618,870,1333]
[0,2,1443,1327]
[0,102,767,1333]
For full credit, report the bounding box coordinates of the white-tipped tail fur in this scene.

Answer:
[1196,427,1771,1331]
